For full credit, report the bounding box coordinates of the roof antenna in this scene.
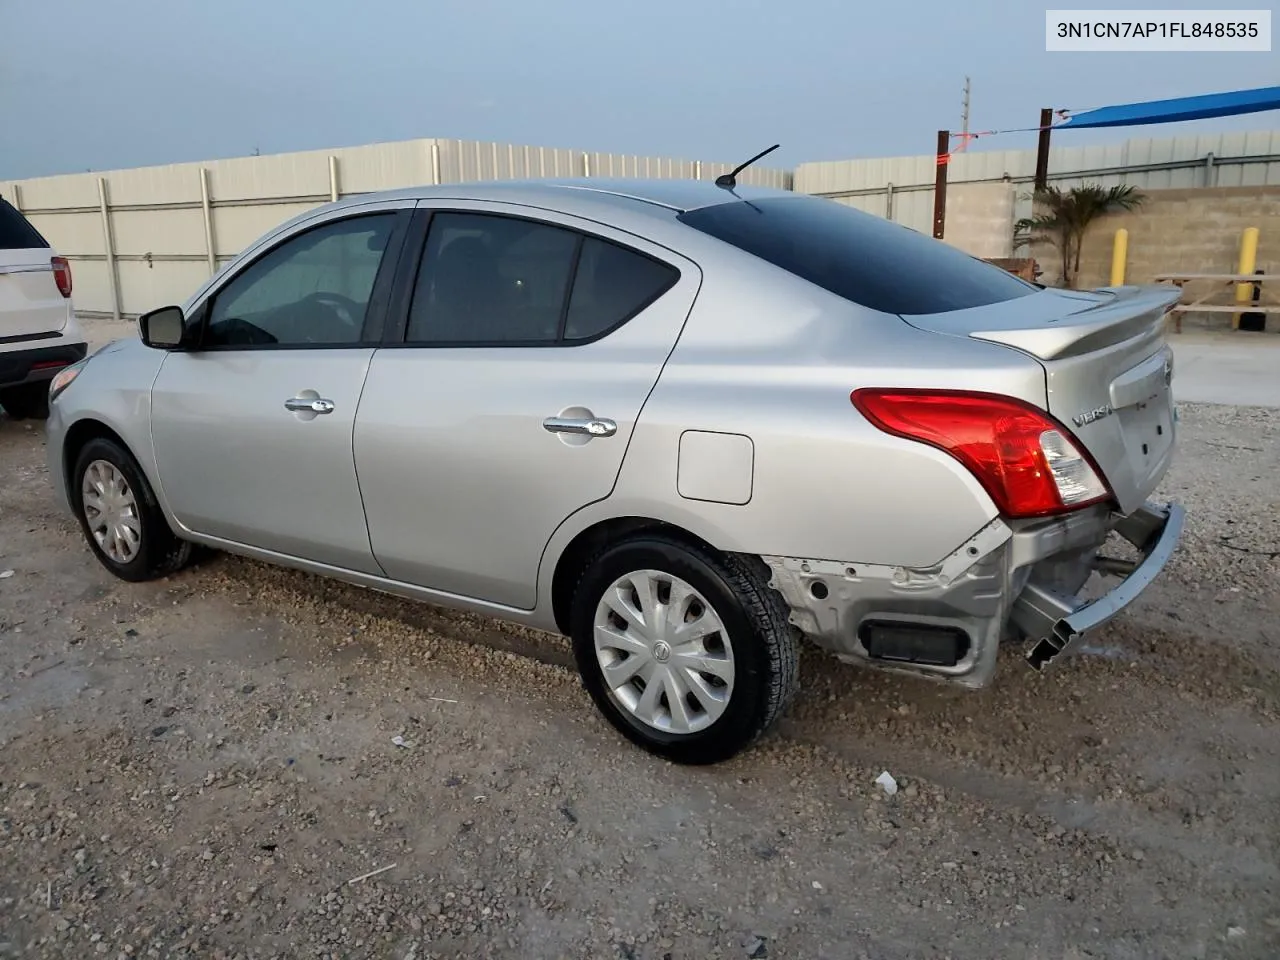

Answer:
[715,144,780,189]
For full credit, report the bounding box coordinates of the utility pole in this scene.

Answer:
[933,129,950,239]
[1033,107,1053,191]
[960,76,971,150]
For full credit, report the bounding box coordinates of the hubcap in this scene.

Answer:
[593,569,735,735]
[81,459,142,564]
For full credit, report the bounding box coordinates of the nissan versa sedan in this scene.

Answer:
[45,177,1185,764]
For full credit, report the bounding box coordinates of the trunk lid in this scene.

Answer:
[1,199,67,340]
[0,249,69,340]
[901,284,1182,515]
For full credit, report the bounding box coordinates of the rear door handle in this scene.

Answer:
[285,397,335,414]
[542,416,617,438]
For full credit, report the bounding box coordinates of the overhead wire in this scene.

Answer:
[938,109,1081,164]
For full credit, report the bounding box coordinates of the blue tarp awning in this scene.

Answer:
[1056,85,1280,129]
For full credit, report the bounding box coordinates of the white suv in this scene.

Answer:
[0,197,87,420]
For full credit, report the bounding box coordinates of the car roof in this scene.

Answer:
[326,177,793,218]
[188,177,803,309]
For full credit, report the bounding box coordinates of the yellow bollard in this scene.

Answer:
[1234,227,1259,330]
[1110,228,1129,287]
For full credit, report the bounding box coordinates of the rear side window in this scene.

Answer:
[0,198,49,250]
[406,212,679,345]
[677,195,1037,316]
[408,212,579,343]
[564,236,678,340]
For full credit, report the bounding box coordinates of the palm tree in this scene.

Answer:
[1014,183,1146,288]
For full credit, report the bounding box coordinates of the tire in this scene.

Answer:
[570,533,800,765]
[70,436,195,582]
[0,382,50,421]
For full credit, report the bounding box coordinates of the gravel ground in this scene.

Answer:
[1,320,1278,959]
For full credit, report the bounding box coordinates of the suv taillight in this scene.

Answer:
[51,256,72,298]
[850,388,1112,519]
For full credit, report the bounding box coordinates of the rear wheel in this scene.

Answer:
[71,437,195,582]
[0,382,50,420]
[570,534,800,765]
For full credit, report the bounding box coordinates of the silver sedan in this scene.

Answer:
[44,177,1185,764]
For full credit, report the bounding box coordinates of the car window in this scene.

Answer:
[406,213,680,345]
[205,213,396,347]
[406,212,580,344]
[677,195,1038,316]
[0,198,49,250]
[564,237,679,341]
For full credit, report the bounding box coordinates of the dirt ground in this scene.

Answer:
[1,320,1278,960]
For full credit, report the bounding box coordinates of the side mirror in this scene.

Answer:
[138,305,192,350]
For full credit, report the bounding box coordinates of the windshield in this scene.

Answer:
[677,195,1038,316]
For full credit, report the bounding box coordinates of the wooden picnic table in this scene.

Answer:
[1153,273,1278,333]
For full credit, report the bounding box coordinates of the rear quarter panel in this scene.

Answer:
[539,253,1054,587]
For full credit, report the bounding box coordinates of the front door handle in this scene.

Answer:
[285,397,335,414]
[543,416,617,438]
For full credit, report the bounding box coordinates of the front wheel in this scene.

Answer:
[570,534,800,765]
[71,437,195,582]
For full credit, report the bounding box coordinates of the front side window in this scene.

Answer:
[405,212,679,345]
[205,213,396,347]
[678,195,1038,316]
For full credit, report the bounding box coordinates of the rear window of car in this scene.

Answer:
[0,198,49,250]
[676,195,1037,316]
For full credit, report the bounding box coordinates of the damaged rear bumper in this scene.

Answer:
[760,499,1185,689]
[1011,500,1185,670]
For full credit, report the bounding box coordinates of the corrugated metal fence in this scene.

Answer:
[795,129,1280,237]
[5,129,1280,317]
[0,138,792,319]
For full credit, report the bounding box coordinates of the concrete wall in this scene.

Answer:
[1028,185,1279,294]
[797,128,1280,236]
[0,138,792,319]
[827,180,1018,257]
[940,182,1016,258]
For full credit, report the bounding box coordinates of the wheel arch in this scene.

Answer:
[549,514,741,636]
[59,415,176,522]
[60,415,197,580]
[61,418,133,505]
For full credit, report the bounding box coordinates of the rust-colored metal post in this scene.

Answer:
[932,129,949,239]
[1034,108,1053,192]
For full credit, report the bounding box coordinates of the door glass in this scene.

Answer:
[407,213,579,344]
[563,237,679,341]
[206,213,396,347]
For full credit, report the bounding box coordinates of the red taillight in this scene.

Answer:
[51,256,72,298]
[850,388,1112,519]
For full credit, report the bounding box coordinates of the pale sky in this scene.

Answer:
[1,0,1276,180]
